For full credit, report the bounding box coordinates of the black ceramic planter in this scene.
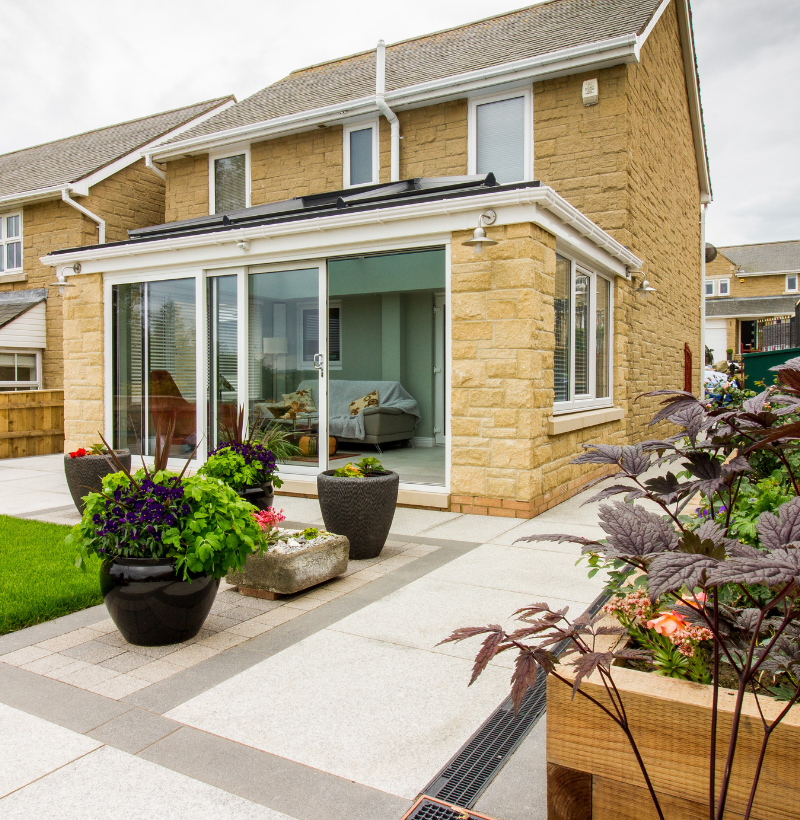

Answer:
[317,470,399,559]
[64,451,131,514]
[236,482,274,510]
[100,557,219,646]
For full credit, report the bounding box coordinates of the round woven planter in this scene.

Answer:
[64,451,131,514]
[317,470,399,559]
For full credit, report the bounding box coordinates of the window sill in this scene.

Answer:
[0,271,26,284]
[547,406,624,436]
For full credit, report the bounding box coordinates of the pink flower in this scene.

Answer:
[252,508,286,532]
[684,592,707,610]
[647,611,686,636]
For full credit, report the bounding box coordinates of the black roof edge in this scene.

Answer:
[49,175,532,257]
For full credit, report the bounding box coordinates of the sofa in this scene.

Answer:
[254,379,420,450]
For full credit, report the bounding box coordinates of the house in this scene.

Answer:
[705,240,800,361]
[42,0,710,518]
[0,97,233,392]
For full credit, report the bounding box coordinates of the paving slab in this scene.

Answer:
[387,506,463,536]
[87,708,182,754]
[0,702,101,798]
[428,543,607,605]
[420,512,524,542]
[491,517,605,550]
[165,629,511,800]
[142,726,411,820]
[0,745,297,819]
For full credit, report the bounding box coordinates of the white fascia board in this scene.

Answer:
[150,34,639,161]
[70,99,236,196]
[41,185,641,280]
[637,0,711,201]
[735,270,800,278]
[0,185,68,209]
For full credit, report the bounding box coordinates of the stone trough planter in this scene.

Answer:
[226,531,349,599]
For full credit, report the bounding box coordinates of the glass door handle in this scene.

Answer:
[313,353,325,377]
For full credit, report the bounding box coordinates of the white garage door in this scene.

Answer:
[705,319,728,364]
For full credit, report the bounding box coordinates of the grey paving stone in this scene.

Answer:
[87,708,181,754]
[61,640,126,664]
[203,614,240,632]
[0,662,131,733]
[126,643,180,659]
[0,605,107,656]
[94,631,129,648]
[99,652,152,673]
[140,726,411,820]
[474,716,547,820]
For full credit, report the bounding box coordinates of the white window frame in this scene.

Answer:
[297,299,342,370]
[208,146,251,215]
[553,257,614,415]
[717,278,730,296]
[467,87,533,181]
[0,348,41,391]
[786,274,799,293]
[0,211,23,273]
[705,279,715,296]
[343,120,380,188]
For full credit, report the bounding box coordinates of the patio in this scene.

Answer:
[0,453,609,819]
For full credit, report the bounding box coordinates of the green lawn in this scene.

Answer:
[0,515,102,636]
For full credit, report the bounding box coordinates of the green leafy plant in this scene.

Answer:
[302,527,320,539]
[200,442,282,490]
[332,456,385,478]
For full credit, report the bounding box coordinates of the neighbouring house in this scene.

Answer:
[42,0,710,518]
[0,97,233,393]
[705,240,800,361]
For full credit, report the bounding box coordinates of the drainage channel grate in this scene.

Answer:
[401,796,498,820]
[421,588,613,808]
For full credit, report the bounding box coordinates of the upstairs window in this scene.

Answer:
[787,274,798,293]
[468,90,532,184]
[0,213,22,273]
[554,254,613,412]
[344,122,379,187]
[210,149,249,214]
[718,279,730,296]
[705,280,715,296]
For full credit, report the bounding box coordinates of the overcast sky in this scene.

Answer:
[1,0,798,246]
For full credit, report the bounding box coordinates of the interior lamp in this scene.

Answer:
[462,210,498,255]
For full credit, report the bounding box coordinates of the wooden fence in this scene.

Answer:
[0,390,64,459]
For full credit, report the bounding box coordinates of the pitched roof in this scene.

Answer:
[717,240,800,275]
[168,0,661,143]
[706,294,800,318]
[0,288,47,330]
[0,98,232,200]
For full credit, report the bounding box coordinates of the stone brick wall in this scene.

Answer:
[251,128,344,204]
[449,221,626,517]
[625,0,702,434]
[394,100,468,180]
[165,155,209,222]
[62,272,105,452]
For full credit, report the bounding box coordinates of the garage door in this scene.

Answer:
[705,319,728,364]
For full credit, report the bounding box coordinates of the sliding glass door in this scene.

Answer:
[247,264,327,472]
[208,274,238,450]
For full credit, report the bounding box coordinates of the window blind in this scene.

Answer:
[147,279,196,402]
[302,307,340,362]
[574,273,590,395]
[476,96,525,184]
[596,276,610,399]
[554,256,571,402]
[349,128,373,185]
[214,154,246,212]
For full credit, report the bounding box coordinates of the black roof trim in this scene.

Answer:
[49,174,528,257]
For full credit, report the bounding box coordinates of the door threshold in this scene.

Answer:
[276,474,450,509]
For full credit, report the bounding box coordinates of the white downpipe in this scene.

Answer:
[700,203,707,398]
[376,39,400,182]
[62,189,105,245]
[144,153,167,181]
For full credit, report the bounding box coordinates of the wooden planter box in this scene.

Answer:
[546,665,800,820]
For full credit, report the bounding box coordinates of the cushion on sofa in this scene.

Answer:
[349,390,379,416]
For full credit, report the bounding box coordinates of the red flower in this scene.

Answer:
[69,448,87,458]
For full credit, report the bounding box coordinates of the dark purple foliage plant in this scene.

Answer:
[442,357,800,820]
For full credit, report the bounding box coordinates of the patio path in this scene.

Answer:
[0,454,610,820]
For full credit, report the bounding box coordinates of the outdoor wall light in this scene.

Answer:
[631,273,656,298]
[48,266,77,296]
[462,209,498,255]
